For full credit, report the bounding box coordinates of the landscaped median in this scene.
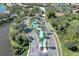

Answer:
[47,23,62,56]
[29,18,48,52]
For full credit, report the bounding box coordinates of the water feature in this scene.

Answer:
[0,4,6,13]
[42,39,46,48]
[38,30,43,39]
[0,23,13,56]
[32,19,38,28]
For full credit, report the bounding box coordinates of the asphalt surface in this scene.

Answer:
[28,31,39,56]
[24,19,40,56]
[0,23,13,56]
[25,16,59,56]
[40,17,59,56]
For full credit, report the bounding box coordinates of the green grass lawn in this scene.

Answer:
[61,42,79,56]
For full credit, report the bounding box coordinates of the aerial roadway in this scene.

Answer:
[24,16,59,56]
[40,17,59,56]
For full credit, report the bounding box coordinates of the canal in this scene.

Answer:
[0,23,13,56]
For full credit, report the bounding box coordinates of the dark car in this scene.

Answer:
[43,22,45,24]
[48,46,56,49]
[47,32,52,35]
[29,36,34,40]
[49,46,56,49]
[45,36,50,39]
[29,36,34,43]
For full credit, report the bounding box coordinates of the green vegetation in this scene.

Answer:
[1,3,79,56]
[9,16,29,56]
[0,12,13,25]
[9,4,41,56]
[46,4,79,56]
[45,9,56,19]
[29,6,41,16]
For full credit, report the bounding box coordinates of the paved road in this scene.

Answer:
[24,19,40,56]
[25,17,59,56]
[28,31,40,56]
[0,23,13,56]
[40,17,59,56]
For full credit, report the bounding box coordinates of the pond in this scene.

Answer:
[0,4,6,13]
